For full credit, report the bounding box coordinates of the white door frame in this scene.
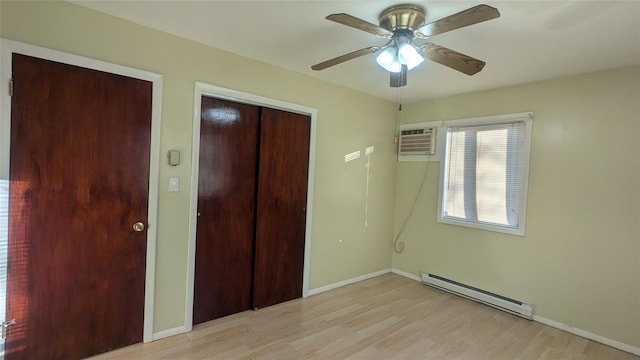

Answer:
[0,39,163,345]
[184,81,317,332]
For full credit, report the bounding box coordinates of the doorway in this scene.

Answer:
[185,82,316,331]
[193,97,311,324]
[0,40,162,359]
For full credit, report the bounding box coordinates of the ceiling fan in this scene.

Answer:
[311,3,500,87]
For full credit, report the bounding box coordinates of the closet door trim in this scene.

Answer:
[185,81,317,332]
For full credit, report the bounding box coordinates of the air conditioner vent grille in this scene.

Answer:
[399,127,436,155]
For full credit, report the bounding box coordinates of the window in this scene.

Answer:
[438,113,532,235]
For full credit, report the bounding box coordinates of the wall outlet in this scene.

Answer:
[399,240,406,250]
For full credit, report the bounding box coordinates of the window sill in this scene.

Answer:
[437,217,525,236]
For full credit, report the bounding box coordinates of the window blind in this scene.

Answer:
[442,121,527,229]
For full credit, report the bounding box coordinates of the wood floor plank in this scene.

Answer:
[88,274,639,360]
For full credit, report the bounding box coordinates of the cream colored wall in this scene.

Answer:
[0,1,397,333]
[393,66,640,348]
[5,0,638,350]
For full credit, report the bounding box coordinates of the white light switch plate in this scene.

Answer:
[168,177,179,192]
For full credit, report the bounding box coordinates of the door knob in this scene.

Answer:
[132,222,145,232]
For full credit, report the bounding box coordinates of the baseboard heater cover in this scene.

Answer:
[421,272,533,320]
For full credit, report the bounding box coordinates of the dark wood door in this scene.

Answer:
[6,54,152,360]
[193,97,259,324]
[253,108,310,309]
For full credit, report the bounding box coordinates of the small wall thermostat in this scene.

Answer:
[168,150,181,166]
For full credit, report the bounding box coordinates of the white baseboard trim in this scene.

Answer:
[307,269,391,296]
[152,270,391,342]
[391,268,421,281]
[150,326,186,342]
[392,268,640,356]
[533,315,640,356]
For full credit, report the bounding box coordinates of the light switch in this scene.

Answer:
[168,177,179,192]
[168,150,180,166]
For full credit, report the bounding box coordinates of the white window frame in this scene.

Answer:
[437,112,533,236]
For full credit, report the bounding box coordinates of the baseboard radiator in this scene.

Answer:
[421,272,533,320]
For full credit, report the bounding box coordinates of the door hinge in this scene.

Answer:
[9,79,13,96]
[1,319,16,339]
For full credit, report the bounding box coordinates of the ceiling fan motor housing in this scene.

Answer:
[378,4,426,32]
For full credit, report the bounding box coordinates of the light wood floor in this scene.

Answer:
[89,274,638,360]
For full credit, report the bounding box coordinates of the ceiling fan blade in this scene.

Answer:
[420,43,486,75]
[418,4,500,37]
[326,13,392,37]
[311,46,379,71]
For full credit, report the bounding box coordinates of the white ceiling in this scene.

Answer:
[70,1,640,103]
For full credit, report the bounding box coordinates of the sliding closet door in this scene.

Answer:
[253,108,311,309]
[193,97,259,324]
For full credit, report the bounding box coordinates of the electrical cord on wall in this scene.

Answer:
[393,155,431,253]
[392,86,432,254]
[393,118,444,254]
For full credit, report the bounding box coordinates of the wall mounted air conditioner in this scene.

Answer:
[398,126,437,161]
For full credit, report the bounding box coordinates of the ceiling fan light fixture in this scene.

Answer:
[312,3,501,84]
[376,41,423,73]
[397,42,424,70]
[376,47,402,73]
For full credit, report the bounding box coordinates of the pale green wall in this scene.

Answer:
[1,1,397,332]
[3,0,638,351]
[393,66,640,347]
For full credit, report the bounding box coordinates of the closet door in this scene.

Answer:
[253,108,311,309]
[193,97,259,324]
